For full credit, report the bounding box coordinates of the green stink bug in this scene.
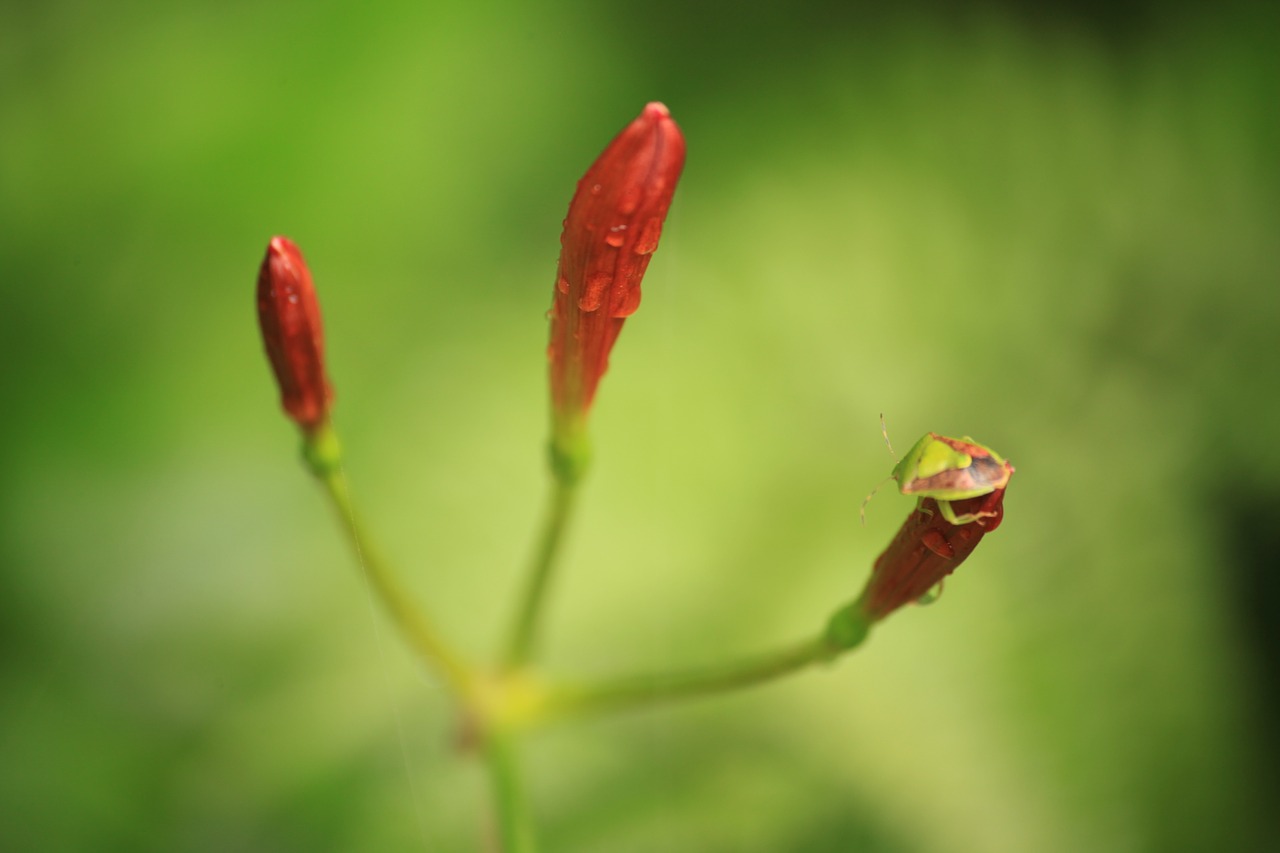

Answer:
[862,426,1014,526]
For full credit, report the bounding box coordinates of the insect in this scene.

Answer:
[862,422,1014,526]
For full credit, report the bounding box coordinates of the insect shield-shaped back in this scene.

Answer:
[895,433,1013,500]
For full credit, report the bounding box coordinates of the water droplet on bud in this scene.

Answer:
[556,275,570,294]
[633,217,662,254]
[916,581,945,606]
[921,529,954,558]
[579,272,612,311]
[604,225,626,248]
[611,285,642,318]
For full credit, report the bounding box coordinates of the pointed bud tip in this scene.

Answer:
[264,236,305,279]
[642,102,671,120]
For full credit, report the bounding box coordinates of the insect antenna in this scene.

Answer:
[879,412,897,458]
[860,474,895,525]
[861,414,900,525]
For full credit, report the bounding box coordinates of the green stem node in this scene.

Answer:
[549,428,591,487]
[824,600,872,654]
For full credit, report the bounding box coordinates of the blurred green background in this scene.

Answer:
[3,1,1279,850]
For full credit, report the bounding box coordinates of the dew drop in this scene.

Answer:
[921,529,954,558]
[612,285,642,318]
[604,226,626,248]
[632,217,662,254]
[578,272,612,311]
[916,581,945,606]
[287,292,299,304]
[590,183,602,196]
[556,275,570,294]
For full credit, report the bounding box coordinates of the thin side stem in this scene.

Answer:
[539,632,852,722]
[483,730,539,853]
[307,427,473,699]
[503,473,578,669]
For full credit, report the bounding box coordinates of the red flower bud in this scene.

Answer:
[859,489,1007,622]
[256,236,333,432]
[548,102,686,433]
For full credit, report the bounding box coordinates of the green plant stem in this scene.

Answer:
[503,472,579,669]
[305,425,473,700]
[540,631,855,722]
[483,730,539,853]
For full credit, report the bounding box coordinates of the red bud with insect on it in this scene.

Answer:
[859,489,1006,623]
[547,103,686,476]
[826,487,1009,650]
[257,236,333,434]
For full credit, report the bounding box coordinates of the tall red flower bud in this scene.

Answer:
[858,489,1007,622]
[547,103,686,452]
[257,236,333,433]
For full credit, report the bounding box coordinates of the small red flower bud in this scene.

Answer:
[256,236,333,432]
[548,102,686,434]
[859,489,1007,622]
